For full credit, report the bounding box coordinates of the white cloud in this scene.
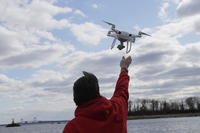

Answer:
[177,0,200,17]
[1,28,200,123]
[158,2,170,21]
[0,44,74,69]
[0,72,74,124]
[91,4,98,9]
[0,0,107,124]
[35,30,56,41]
[74,9,86,17]
[69,22,107,45]
[53,33,200,101]
[153,14,200,39]
[160,0,200,36]
[0,0,107,56]
[27,69,73,93]
[0,26,25,58]
[128,0,200,100]
[0,0,72,30]
[0,0,75,69]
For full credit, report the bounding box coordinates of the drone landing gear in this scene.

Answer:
[111,38,117,49]
[126,42,132,53]
[117,42,132,53]
[113,41,132,53]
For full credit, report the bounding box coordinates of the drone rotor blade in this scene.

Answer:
[103,20,115,29]
[103,20,114,26]
[111,38,117,49]
[142,32,151,36]
[139,31,151,36]
[138,31,150,36]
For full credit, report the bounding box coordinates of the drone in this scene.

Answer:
[103,20,151,53]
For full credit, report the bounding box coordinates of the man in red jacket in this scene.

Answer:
[63,56,132,133]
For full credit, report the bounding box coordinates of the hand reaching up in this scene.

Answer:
[120,56,132,72]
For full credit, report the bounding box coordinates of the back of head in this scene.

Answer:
[73,71,100,106]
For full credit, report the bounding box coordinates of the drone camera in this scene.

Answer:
[117,44,125,50]
[129,34,132,37]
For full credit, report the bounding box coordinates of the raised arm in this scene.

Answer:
[112,71,129,102]
[111,56,132,107]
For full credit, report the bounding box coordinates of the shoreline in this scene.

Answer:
[1,113,200,126]
[127,113,200,120]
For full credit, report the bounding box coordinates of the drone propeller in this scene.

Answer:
[103,20,115,29]
[139,31,151,36]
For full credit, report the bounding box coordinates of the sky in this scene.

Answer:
[0,0,200,124]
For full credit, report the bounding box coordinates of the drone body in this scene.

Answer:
[104,21,151,53]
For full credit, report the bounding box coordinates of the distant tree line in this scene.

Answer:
[128,97,200,116]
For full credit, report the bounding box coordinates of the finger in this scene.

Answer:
[126,57,132,64]
[125,56,131,61]
[127,56,131,60]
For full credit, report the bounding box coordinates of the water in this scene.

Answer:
[0,117,200,133]
[128,117,200,133]
[0,123,64,133]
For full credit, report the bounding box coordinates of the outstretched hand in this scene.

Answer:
[120,56,132,72]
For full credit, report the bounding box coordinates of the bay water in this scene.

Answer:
[0,116,199,133]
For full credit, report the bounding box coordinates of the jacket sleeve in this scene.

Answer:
[110,71,130,113]
[111,71,129,103]
[63,121,77,133]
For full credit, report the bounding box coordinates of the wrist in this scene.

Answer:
[121,67,128,72]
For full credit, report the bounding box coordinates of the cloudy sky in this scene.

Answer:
[0,0,200,124]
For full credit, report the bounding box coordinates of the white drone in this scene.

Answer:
[103,20,151,53]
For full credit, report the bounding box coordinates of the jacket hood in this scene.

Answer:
[75,96,112,121]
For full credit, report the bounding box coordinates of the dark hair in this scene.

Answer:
[73,71,100,106]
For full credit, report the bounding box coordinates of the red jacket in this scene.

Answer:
[63,71,130,133]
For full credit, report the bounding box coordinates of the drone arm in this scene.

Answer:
[107,31,118,38]
[135,35,142,38]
